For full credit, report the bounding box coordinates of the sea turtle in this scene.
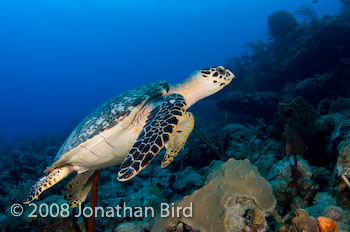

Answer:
[24,66,234,207]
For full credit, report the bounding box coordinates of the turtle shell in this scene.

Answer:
[54,81,169,162]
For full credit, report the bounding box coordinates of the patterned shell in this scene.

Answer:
[54,81,169,161]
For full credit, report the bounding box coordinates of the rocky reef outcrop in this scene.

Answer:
[152,158,275,232]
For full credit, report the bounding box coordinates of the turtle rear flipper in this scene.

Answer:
[24,166,73,204]
[117,94,187,181]
[161,112,194,168]
[65,170,96,208]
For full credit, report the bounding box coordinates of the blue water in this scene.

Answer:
[0,0,341,140]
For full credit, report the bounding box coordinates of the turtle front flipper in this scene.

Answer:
[24,166,73,204]
[118,94,187,181]
[161,112,194,168]
[64,170,96,208]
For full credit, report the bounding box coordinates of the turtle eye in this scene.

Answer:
[217,67,225,75]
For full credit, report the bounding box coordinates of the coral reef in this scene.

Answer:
[9,180,34,203]
[273,97,321,164]
[329,98,350,114]
[247,208,268,232]
[283,73,336,107]
[336,138,350,180]
[317,216,338,232]
[114,221,150,232]
[323,205,344,222]
[273,97,317,143]
[282,124,302,187]
[217,91,280,122]
[267,10,298,40]
[278,209,318,232]
[217,8,350,232]
[225,10,350,93]
[268,156,319,214]
[305,192,337,218]
[152,158,275,232]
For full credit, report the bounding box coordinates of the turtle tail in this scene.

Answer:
[24,166,73,204]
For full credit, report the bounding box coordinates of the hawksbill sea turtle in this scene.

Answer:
[24,66,234,207]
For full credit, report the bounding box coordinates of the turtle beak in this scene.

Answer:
[225,68,234,82]
[218,66,234,85]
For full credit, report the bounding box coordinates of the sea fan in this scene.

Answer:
[10,180,34,203]
[294,5,318,22]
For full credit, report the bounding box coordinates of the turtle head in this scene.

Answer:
[198,66,234,94]
[169,66,234,108]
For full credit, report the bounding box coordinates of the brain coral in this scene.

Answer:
[152,158,276,232]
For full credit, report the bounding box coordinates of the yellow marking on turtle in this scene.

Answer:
[161,112,194,168]
[24,166,73,204]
